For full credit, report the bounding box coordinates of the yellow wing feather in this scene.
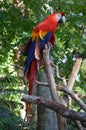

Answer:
[32,30,47,41]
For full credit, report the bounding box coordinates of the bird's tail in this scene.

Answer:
[25,58,42,122]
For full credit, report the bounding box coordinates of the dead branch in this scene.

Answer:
[21,94,86,122]
[67,58,82,90]
[66,58,83,128]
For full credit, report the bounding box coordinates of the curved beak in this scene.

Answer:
[58,16,66,24]
[62,16,66,23]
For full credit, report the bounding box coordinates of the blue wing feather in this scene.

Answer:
[24,32,51,74]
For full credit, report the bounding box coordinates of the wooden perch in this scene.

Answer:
[43,44,59,102]
[21,94,86,122]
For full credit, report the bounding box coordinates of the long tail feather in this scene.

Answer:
[26,58,42,122]
[26,59,37,122]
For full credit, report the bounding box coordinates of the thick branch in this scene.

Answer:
[67,58,82,90]
[66,57,83,128]
[43,44,59,102]
[21,94,86,122]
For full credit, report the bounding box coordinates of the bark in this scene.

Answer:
[67,58,82,90]
[21,94,86,122]
[67,57,83,129]
[43,44,59,102]
[75,120,85,130]
[43,44,67,130]
[37,72,58,130]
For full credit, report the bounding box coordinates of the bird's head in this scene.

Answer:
[55,12,66,24]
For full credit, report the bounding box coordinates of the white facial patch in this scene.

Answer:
[55,14,66,23]
[62,16,66,23]
[55,14,61,22]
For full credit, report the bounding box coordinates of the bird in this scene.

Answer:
[20,12,66,121]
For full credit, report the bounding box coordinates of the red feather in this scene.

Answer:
[33,13,58,34]
[26,58,42,121]
[26,59,37,121]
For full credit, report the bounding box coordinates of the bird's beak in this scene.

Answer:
[62,16,66,23]
[58,16,66,24]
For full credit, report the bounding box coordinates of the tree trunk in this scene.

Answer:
[36,72,58,130]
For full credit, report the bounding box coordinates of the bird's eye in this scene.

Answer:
[58,14,61,17]
[58,14,61,18]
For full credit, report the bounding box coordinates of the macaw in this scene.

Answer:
[20,12,66,121]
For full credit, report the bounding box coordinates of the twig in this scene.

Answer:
[21,94,86,122]
[36,80,48,86]
[74,120,84,130]
[51,62,67,86]
[12,64,24,70]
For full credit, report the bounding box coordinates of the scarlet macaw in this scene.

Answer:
[20,12,66,120]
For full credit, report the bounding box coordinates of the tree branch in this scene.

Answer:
[43,44,59,102]
[51,62,67,86]
[56,85,86,112]
[36,80,48,86]
[74,120,85,130]
[12,64,24,70]
[66,57,83,128]
[21,94,86,122]
[36,81,86,111]
[67,58,82,90]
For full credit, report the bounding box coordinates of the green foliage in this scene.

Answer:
[81,59,86,77]
[0,106,23,130]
